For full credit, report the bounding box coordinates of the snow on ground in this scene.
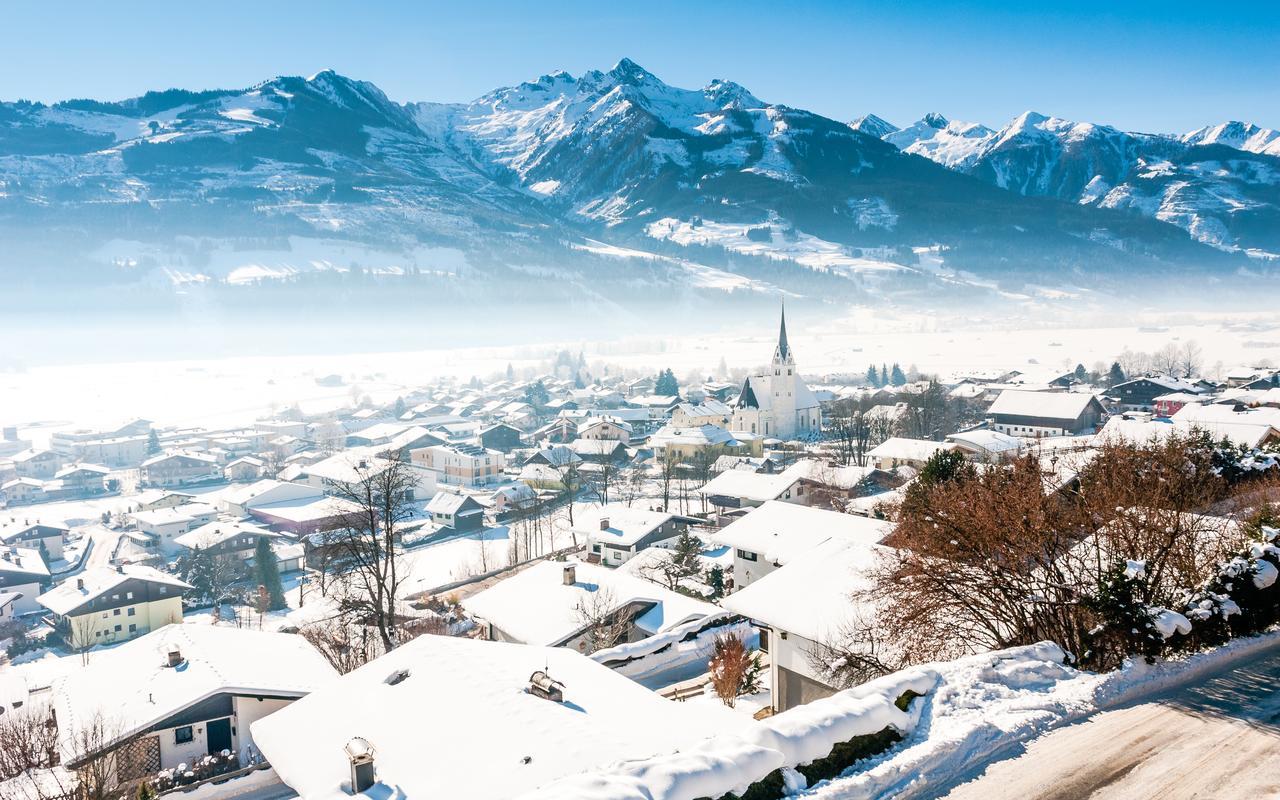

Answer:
[6,307,1280,437]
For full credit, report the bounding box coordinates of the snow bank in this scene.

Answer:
[516,665,937,800]
[590,612,753,680]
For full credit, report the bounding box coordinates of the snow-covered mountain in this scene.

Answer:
[0,60,1268,309]
[861,110,1280,255]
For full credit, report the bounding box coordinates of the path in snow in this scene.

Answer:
[939,644,1280,800]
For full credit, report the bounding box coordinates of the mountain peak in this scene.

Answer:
[608,58,656,85]
[703,78,761,109]
[850,114,899,138]
[923,111,949,129]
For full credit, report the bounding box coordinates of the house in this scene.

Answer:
[0,547,49,615]
[987,390,1106,437]
[219,479,324,517]
[1,478,45,506]
[576,417,634,442]
[711,500,892,589]
[410,443,506,488]
[130,504,218,556]
[1152,392,1206,418]
[524,445,581,469]
[648,424,762,460]
[37,565,191,648]
[0,521,67,560]
[251,635,743,800]
[699,464,807,510]
[711,454,782,474]
[51,625,337,782]
[730,309,822,439]
[945,429,1023,462]
[425,490,486,532]
[569,438,629,464]
[0,590,21,624]
[1098,409,1280,450]
[222,456,265,482]
[140,452,221,488]
[866,437,958,470]
[248,495,364,536]
[463,560,720,653]
[300,452,438,500]
[486,483,536,516]
[670,400,733,428]
[1108,375,1204,412]
[574,504,690,567]
[246,540,305,575]
[723,536,890,712]
[135,491,196,512]
[173,520,281,563]
[52,464,111,496]
[479,422,524,453]
[12,449,65,480]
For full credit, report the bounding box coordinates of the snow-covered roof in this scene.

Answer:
[141,450,218,468]
[129,502,217,528]
[173,520,279,551]
[650,423,739,448]
[462,560,719,646]
[251,635,746,800]
[945,429,1023,455]
[572,504,675,547]
[987,389,1100,421]
[425,490,482,516]
[867,437,958,462]
[0,546,50,580]
[52,625,337,765]
[722,536,890,643]
[1172,402,1280,429]
[1097,415,1279,449]
[37,565,191,616]
[711,501,891,564]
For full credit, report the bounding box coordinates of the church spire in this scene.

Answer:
[774,303,792,363]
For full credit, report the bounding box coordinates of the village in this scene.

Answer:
[3,310,1280,800]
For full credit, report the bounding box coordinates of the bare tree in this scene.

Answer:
[657,450,680,511]
[299,617,373,675]
[1179,340,1204,378]
[572,587,630,654]
[806,614,901,689]
[707,633,761,708]
[0,705,59,782]
[1152,343,1183,376]
[325,457,417,652]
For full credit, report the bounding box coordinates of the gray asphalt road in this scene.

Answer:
[939,645,1280,800]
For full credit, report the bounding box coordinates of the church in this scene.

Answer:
[731,309,821,439]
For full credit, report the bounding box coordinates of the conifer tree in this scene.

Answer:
[254,536,287,611]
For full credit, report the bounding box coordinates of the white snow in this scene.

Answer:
[1149,608,1192,639]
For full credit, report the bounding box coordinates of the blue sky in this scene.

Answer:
[3,0,1275,132]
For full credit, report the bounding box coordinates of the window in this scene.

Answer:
[114,625,121,632]
[127,607,136,616]
[736,549,758,562]
[126,592,133,600]
[113,609,121,616]
[174,726,194,744]
[128,624,137,633]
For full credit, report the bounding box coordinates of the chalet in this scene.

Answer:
[140,452,220,488]
[1108,375,1203,412]
[252,636,741,800]
[723,536,890,712]
[52,625,336,781]
[38,565,191,648]
[0,521,67,560]
[575,504,690,567]
[463,560,719,653]
[0,546,49,615]
[249,495,364,536]
[648,424,762,460]
[569,438,629,464]
[699,464,806,510]
[987,390,1106,437]
[1,478,44,505]
[11,449,65,480]
[524,445,582,469]
[534,417,578,444]
[576,417,633,442]
[173,520,281,563]
[479,422,524,453]
[670,400,733,428]
[131,504,218,556]
[711,500,891,589]
[866,437,958,470]
[425,491,486,533]
[52,463,110,496]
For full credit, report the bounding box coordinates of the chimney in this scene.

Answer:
[345,738,376,794]
[528,670,565,702]
[599,518,610,531]
[562,564,576,586]
[166,649,183,667]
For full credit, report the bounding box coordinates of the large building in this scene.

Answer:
[730,309,821,440]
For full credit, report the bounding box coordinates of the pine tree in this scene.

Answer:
[1073,363,1088,382]
[147,429,161,455]
[655,368,679,397]
[890,363,906,386]
[393,396,406,417]
[865,364,880,387]
[706,565,726,599]
[1107,361,1127,388]
[254,537,287,611]
[880,364,889,386]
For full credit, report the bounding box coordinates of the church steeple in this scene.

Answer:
[773,304,793,364]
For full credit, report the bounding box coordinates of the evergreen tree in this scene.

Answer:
[717,356,729,380]
[705,564,726,600]
[890,363,906,386]
[880,364,889,386]
[574,371,586,389]
[524,379,550,409]
[1107,361,1127,388]
[1073,363,1088,382]
[254,536,287,611]
[393,396,406,417]
[865,364,880,387]
[655,368,679,397]
[147,429,161,455]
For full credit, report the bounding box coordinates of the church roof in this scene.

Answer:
[774,307,791,362]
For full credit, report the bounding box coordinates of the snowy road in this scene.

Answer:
[938,645,1280,800]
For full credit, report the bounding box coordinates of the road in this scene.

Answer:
[939,645,1280,800]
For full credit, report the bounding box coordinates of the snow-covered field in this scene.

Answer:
[6,308,1279,440]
